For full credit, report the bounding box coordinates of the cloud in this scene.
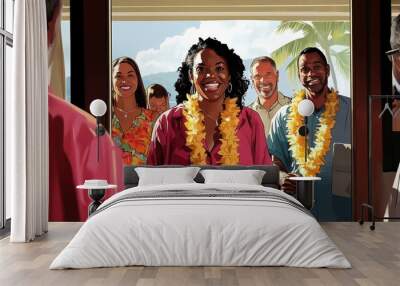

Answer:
[135,20,302,76]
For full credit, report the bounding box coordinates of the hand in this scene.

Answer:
[281,173,298,196]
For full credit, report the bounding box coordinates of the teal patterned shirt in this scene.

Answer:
[267,94,351,220]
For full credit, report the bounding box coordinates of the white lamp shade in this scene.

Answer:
[90,99,107,117]
[298,99,315,116]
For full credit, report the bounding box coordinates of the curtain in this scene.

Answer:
[6,0,48,242]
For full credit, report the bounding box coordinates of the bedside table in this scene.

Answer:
[288,176,321,210]
[77,180,117,216]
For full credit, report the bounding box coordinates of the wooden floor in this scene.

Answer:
[0,222,399,286]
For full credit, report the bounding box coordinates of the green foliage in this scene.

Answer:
[271,21,350,90]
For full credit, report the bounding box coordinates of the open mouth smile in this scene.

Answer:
[202,82,220,92]
[259,84,273,92]
[120,85,132,91]
[307,79,321,86]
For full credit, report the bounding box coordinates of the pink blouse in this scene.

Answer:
[147,104,272,165]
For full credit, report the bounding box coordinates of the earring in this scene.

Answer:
[227,82,233,94]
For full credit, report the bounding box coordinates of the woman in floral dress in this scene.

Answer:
[111,57,157,165]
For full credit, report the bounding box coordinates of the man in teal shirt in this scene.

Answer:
[267,47,351,221]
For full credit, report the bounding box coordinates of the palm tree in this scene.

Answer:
[271,21,350,91]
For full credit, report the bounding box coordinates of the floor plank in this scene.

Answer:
[0,222,399,286]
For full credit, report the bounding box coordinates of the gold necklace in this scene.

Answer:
[115,106,139,119]
[287,89,339,176]
[183,93,240,165]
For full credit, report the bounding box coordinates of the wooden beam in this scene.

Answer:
[351,0,391,220]
[70,0,110,130]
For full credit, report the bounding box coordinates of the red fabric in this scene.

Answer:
[49,92,123,221]
[147,105,272,165]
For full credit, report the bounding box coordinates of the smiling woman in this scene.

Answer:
[111,57,157,165]
[147,37,272,166]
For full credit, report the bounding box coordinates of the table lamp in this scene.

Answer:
[89,99,107,162]
[289,99,317,210]
[298,99,315,163]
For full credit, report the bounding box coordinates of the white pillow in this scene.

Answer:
[200,169,266,185]
[135,167,200,186]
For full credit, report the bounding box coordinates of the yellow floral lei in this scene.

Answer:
[287,89,339,176]
[183,93,240,165]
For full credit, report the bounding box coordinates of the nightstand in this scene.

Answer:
[289,177,321,210]
[77,180,117,216]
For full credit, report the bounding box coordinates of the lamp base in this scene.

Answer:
[289,177,321,210]
[296,180,315,210]
[96,124,106,136]
[88,189,105,216]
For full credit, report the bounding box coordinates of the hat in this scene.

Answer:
[76,179,117,190]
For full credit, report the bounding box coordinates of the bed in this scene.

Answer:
[50,165,350,269]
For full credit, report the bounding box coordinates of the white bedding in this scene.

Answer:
[50,183,351,269]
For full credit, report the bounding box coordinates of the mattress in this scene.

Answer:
[50,183,351,269]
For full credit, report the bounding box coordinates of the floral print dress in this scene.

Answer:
[112,109,157,165]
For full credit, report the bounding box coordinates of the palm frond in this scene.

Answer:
[330,48,350,77]
[285,55,301,80]
[312,22,333,40]
[330,33,350,47]
[312,22,350,46]
[273,20,351,86]
[275,21,314,34]
[330,22,350,35]
[271,34,317,66]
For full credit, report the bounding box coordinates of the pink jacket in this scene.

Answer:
[49,92,123,221]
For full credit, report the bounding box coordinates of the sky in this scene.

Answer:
[61,22,71,77]
[61,20,350,104]
[112,21,200,62]
[113,20,299,77]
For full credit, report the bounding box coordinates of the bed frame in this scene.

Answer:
[124,165,280,189]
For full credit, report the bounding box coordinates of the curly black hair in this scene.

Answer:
[174,37,249,109]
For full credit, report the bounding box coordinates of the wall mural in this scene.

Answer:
[57,20,351,221]
[107,20,351,221]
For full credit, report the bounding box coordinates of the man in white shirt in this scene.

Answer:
[248,56,291,137]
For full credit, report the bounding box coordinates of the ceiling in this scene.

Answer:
[61,1,400,21]
[62,0,351,21]
[392,0,400,15]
